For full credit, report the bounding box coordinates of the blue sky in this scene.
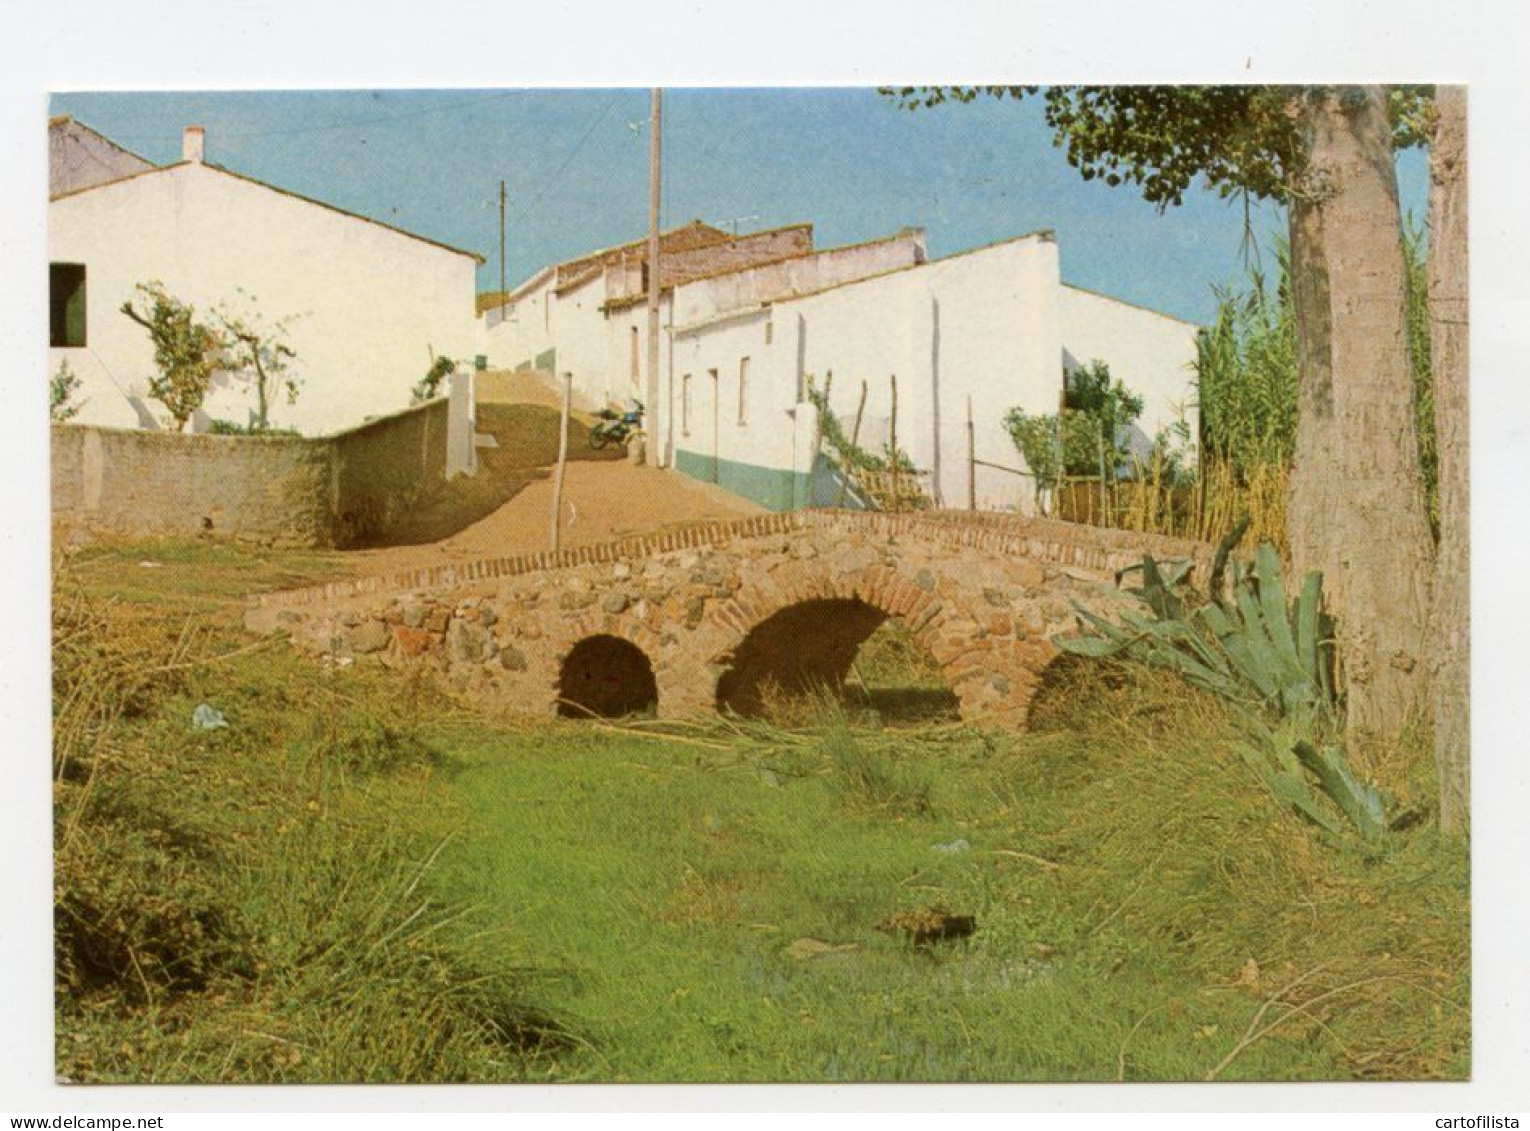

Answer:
[50,88,1430,325]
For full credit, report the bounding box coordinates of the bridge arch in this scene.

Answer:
[700,560,1058,726]
[556,633,659,718]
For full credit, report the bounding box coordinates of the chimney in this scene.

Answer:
[183,125,205,164]
[901,226,929,264]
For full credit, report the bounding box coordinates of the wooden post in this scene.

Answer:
[813,371,833,455]
[966,394,976,511]
[838,379,868,508]
[888,374,900,513]
[549,371,572,553]
[499,179,508,319]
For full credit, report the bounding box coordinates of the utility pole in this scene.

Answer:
[645,88,663,466]
[498,180,508,318]
[549,371,572,553]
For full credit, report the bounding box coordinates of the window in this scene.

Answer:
[50,263,86,348]
[681,374,692,436]
[764,321,773,346]
[737,357,750,426]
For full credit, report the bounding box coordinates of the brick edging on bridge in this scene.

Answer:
[248,509,1214,614]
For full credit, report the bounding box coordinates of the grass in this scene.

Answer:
[52,535,1470,1083]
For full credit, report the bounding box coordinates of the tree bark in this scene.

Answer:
[1427,86,1469,834]
[1286,86,1435,767]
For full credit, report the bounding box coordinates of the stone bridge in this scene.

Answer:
[246,510,1213,727]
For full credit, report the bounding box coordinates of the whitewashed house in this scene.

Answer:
[480,220,928,414]
[49,118,482,436]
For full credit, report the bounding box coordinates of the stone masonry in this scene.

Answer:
[246,510,1214,727]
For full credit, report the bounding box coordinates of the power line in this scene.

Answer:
[514,92,623,223]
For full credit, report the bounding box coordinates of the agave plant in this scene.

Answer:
[1059,532,1387,843]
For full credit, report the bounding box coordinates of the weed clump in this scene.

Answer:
[822,724,934,817]
[52,560,568,1083]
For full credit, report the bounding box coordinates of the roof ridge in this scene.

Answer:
[50,156,483,263]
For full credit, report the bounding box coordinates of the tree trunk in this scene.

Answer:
[1427,86,1469,835]
[1286,86,1435,768]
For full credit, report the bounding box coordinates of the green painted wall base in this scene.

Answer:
[673,449,863,512]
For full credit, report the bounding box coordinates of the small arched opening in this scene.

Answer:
[716,598,959,723]
[557,635,659,719]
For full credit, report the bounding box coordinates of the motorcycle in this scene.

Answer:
[589,398,644,450]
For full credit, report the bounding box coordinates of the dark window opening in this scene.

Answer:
[50,263,87,348]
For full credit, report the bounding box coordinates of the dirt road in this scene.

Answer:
[344,460,764,575]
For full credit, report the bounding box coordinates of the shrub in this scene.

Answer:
[120,281,227,432]
[51,359,83,422]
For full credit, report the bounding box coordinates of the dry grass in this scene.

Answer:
[1058,457,1289,555]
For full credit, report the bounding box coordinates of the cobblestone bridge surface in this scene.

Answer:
[246,510,1213,726]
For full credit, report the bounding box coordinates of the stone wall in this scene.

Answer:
[329,398,450,545]
[52,397,450,547]
[249,510,1213,727]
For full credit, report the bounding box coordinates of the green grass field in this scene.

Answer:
[52,536,1470,1083]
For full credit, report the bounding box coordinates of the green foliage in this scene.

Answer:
[1003,360,1144,490]
[882,85,1434,209]
[1402,218,1438,527]
[55,538,1468,1082]
[51,359,83,422]
[1195,224,1436,530]
[1195,243,1301,471]
[120,281,227,432]
[805,374,914,473]
[52,564,567,1083]
[821,723,934,816]
[1059,541,1387,842]
[215,291,302,431]
[120,281,303,433]
[412,356,457,405]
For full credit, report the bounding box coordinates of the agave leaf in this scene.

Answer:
[1109,609,1243,695]
[1139,555,1184,621]
[1295,741,1387,841]
[1160,557,1196,589]
[1254,544,1308,689]
[1209,517,1251,608]
[1268,769,1345,836]
[1056,634,1126,658]
[1197,601,1241,640]
[1230,588,1283,703]
[1071,604,1138,646]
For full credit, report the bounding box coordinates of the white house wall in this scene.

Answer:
[482,230,928,440]
[668,233,1065,512]
[669,308,804,507]
[1058,284,1200,457]
[50,163,479,436]
[668,232,925,327]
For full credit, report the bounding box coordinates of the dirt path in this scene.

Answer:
[343,460,765,575]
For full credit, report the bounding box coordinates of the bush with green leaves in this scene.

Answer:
[214,291,302,431]
[51,359,83,422]
[1004,359,1145,492]
[412,356,457,405]
[120,281,228,432]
